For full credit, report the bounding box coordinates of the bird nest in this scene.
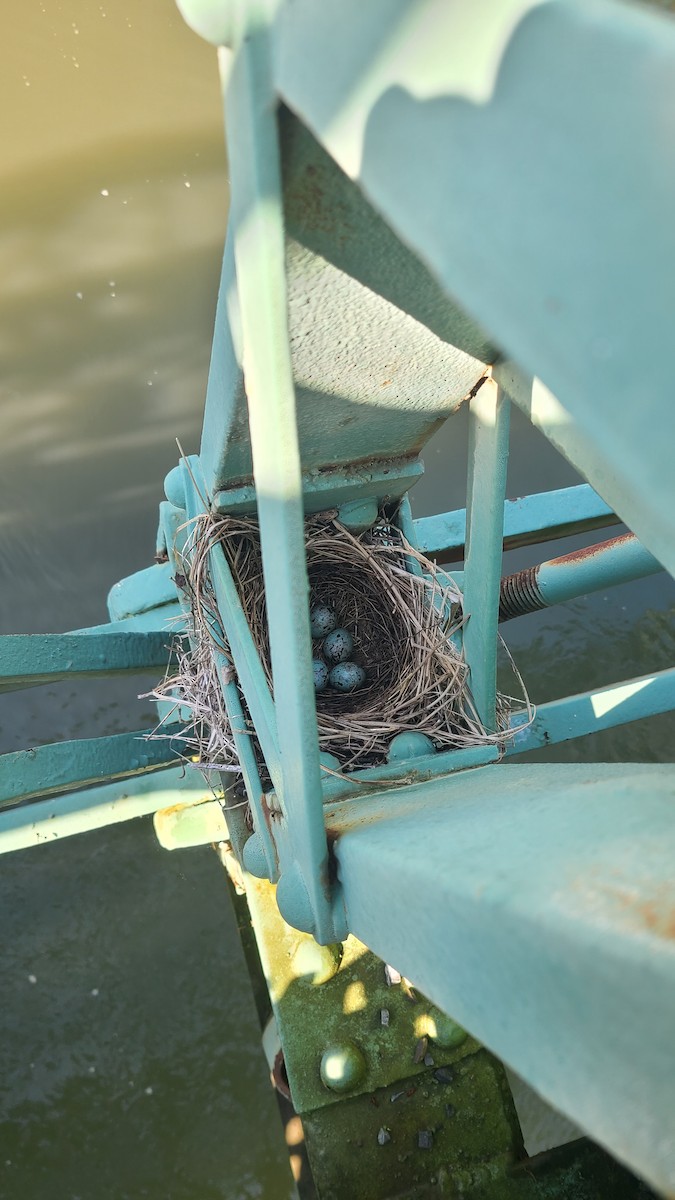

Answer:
[150,508,528,776]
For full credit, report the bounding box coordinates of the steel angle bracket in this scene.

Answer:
[217,860,657,1200]
[229,868,526,1200]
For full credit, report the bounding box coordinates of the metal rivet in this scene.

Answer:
[163,464,186,509]
[387,732,436,762]
[291,940,343,986]
[276,864,315,935]
[320,1042,367,1093]
[242,832,269,880]
[427,1010,468,1049]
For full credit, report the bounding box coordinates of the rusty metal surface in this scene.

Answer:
[499,533,663,620]
[499,565,544,621]
[551,532,634,565]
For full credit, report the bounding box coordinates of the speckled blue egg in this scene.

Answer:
[323,628,354,664]
[329,661,366,692]
[310,604,337,639]
[313,658,329,691]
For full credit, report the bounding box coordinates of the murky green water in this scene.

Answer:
[1,3,673,1198]
[1,5,293,1198]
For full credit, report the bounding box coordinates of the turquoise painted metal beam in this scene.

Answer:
[212,457,423,516]
[326,762,675,1195]
[207,540,282,793]
[499,533,664,621]
[414,483,617,559]
[496,364,675,584]
[154,797,230,851]
[224,23,339,941]
[107,561,177,620]
[71,609,184,636]
[0,727,184,808]
[0,631,176,694]
[195,113,488,494]
[197,230,249,500]
[508,667,675,755]
[320,743,498,805]
[274,0,675,577]
[0,767,209,855]
[176,461,279,877]
[320,666,675,802]
[462,380,510,732]
[211,635,279,880]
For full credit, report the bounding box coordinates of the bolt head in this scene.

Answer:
[164,465,186,509]
[291,940,343,986]
[387,732,436,762]
[426,1009,468,1049]
[320,1042,367,1093]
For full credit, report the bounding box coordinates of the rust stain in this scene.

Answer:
[323,826,341,892]
[325,826,340,851]
[261,793,276,839]
[498,564,542,620]
[155,800,200,819]
[552,532,634,566]
[272,1049,292,1101]
[284,157,349,246]
[604,884,675,941]
[572,873,675,943]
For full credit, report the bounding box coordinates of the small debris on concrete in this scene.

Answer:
[414,1036,428,1064]
[433,1067,454,1085]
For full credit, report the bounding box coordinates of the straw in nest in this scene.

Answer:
[148,508,531,777]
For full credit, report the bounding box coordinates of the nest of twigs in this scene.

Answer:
[150,508,528,775]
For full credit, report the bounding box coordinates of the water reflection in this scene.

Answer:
[1,3,294,1196]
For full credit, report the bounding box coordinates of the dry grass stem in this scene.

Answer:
[147,509,532,776]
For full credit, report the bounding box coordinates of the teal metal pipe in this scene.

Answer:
[462,380,510,731]
[223,21,338,941]
[178,464,279,877]
[0,767,210,855]
[414,482,617,559]
[0,727,184,809]
[499,533,662,620]
[0,631,176,695]
[508,666,675,754]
